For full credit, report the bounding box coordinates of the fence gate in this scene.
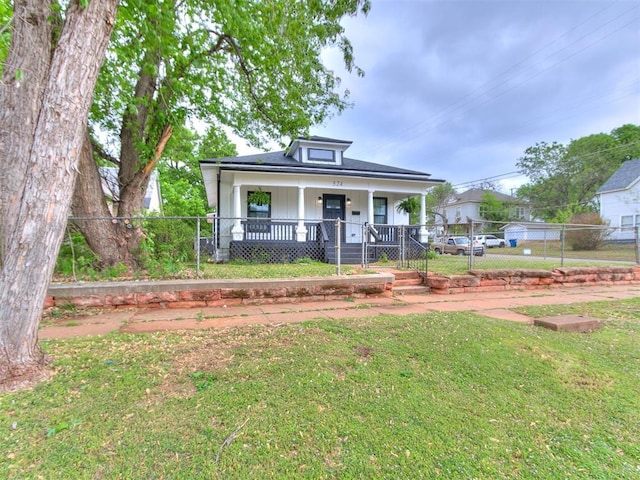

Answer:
[362,224,428,275]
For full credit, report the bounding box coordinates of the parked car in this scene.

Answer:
[432,236,485,256]
[473,234,506,248]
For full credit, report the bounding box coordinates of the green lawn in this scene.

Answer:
[424,241,637,276]
[3,299,639,478]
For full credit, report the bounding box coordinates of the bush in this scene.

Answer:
[565,212,609,250]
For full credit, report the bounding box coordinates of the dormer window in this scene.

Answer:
[285,136,350,165]
[308,148,335,163]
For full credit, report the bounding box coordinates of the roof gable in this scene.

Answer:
[596,158,640,194]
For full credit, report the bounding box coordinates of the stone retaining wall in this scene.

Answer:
[45,274,395,310]
[426,266,640,295]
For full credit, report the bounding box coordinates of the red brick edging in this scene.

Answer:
[426,266,640,295]
[44,274,395,310]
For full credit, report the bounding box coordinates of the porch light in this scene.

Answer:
[346,198,352,207]
[317,196,323,205]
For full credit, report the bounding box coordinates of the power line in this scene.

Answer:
[355,2,639,158]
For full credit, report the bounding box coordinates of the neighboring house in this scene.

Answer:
[99,167,163,214]
[439,188,531,229]
[199,136,444,262]
[596,158,640,241]
[501,222,561,242]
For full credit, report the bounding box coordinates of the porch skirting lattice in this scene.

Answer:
[229,241,325,263]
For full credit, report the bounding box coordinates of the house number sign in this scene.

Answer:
[332,181,343,186]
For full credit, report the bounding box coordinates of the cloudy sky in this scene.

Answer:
[237,0,639,194]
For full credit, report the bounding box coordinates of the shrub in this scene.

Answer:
[565,212,609,250]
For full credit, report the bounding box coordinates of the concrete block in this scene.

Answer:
[534,315,602,333]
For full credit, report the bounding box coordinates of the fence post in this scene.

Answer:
[398,226,404,268]
[361,223,367,268]
[561,224,566,267]
[335,219,341,275]
[469,219,474,271]
[196,216,201,277]
[636,226,640,265]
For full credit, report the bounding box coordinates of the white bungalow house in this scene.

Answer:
[199,136,444,262]
[595,158,640,241]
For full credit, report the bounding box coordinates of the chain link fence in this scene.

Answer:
[56,216,639,280]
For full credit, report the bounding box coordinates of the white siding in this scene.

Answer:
[599,180,640,239]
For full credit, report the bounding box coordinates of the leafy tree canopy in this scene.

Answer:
[158,125,237,217]
[479,192,511,224]
[92,0,370,158]
[516,124,640,221]
[76,0,371,267]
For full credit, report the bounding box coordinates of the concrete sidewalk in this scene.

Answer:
[39,283,640,339]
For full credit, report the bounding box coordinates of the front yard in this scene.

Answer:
[3,298,639,478]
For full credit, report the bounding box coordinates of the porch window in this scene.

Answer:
[247,191,271,232]
[373,197,387,224]
[308,148,335,163]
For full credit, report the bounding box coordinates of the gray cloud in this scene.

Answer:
[314,0,640,191]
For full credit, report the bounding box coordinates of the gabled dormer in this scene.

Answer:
[285,136,353,166]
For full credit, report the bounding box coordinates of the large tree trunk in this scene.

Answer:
[0,0,118,391]
[71,46,173,268]
[0,0,55,264]
[71,131,136,267]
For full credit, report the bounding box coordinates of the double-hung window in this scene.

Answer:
[621,214,640,229]
[373,197,388,224]
[247,191,271,233]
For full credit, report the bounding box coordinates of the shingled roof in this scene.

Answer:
[200,149,442,183]
[596,158,640,194]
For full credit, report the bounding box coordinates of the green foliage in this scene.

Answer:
[549,202,595,224]
[54,232,100,278]
[396,196,420,224]
[188,371,217,392]
[159,125,237,217]
[517,124,640,221]
[565,212,609,251]
[139,217,198,271]
[91,0,370,150]
[479,191,513,226]
[0,2,11,74]
[246,189,271,207]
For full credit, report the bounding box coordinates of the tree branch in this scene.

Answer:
[220,33,279,127]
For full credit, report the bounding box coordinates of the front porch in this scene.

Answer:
[207,218,427,264]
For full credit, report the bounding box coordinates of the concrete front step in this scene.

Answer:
[393,271,423,281]
[393,278,424,287]
[393,285,430,295]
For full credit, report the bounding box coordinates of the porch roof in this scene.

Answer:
[200,150,444,183]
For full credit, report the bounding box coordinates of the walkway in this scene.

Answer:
[39,283,640,339]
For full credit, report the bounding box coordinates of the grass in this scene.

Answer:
[425,241,637,276]
[499,240,637,262]
[53,261,364,283]
[200,261,363,279]
[2,299,640,478]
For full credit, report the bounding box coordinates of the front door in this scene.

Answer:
[323,194,346,243]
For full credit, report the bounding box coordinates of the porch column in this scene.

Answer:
[231,184,244,241]
[367,190,376,243]
[296,186,308,242]
[419,193,428,242]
